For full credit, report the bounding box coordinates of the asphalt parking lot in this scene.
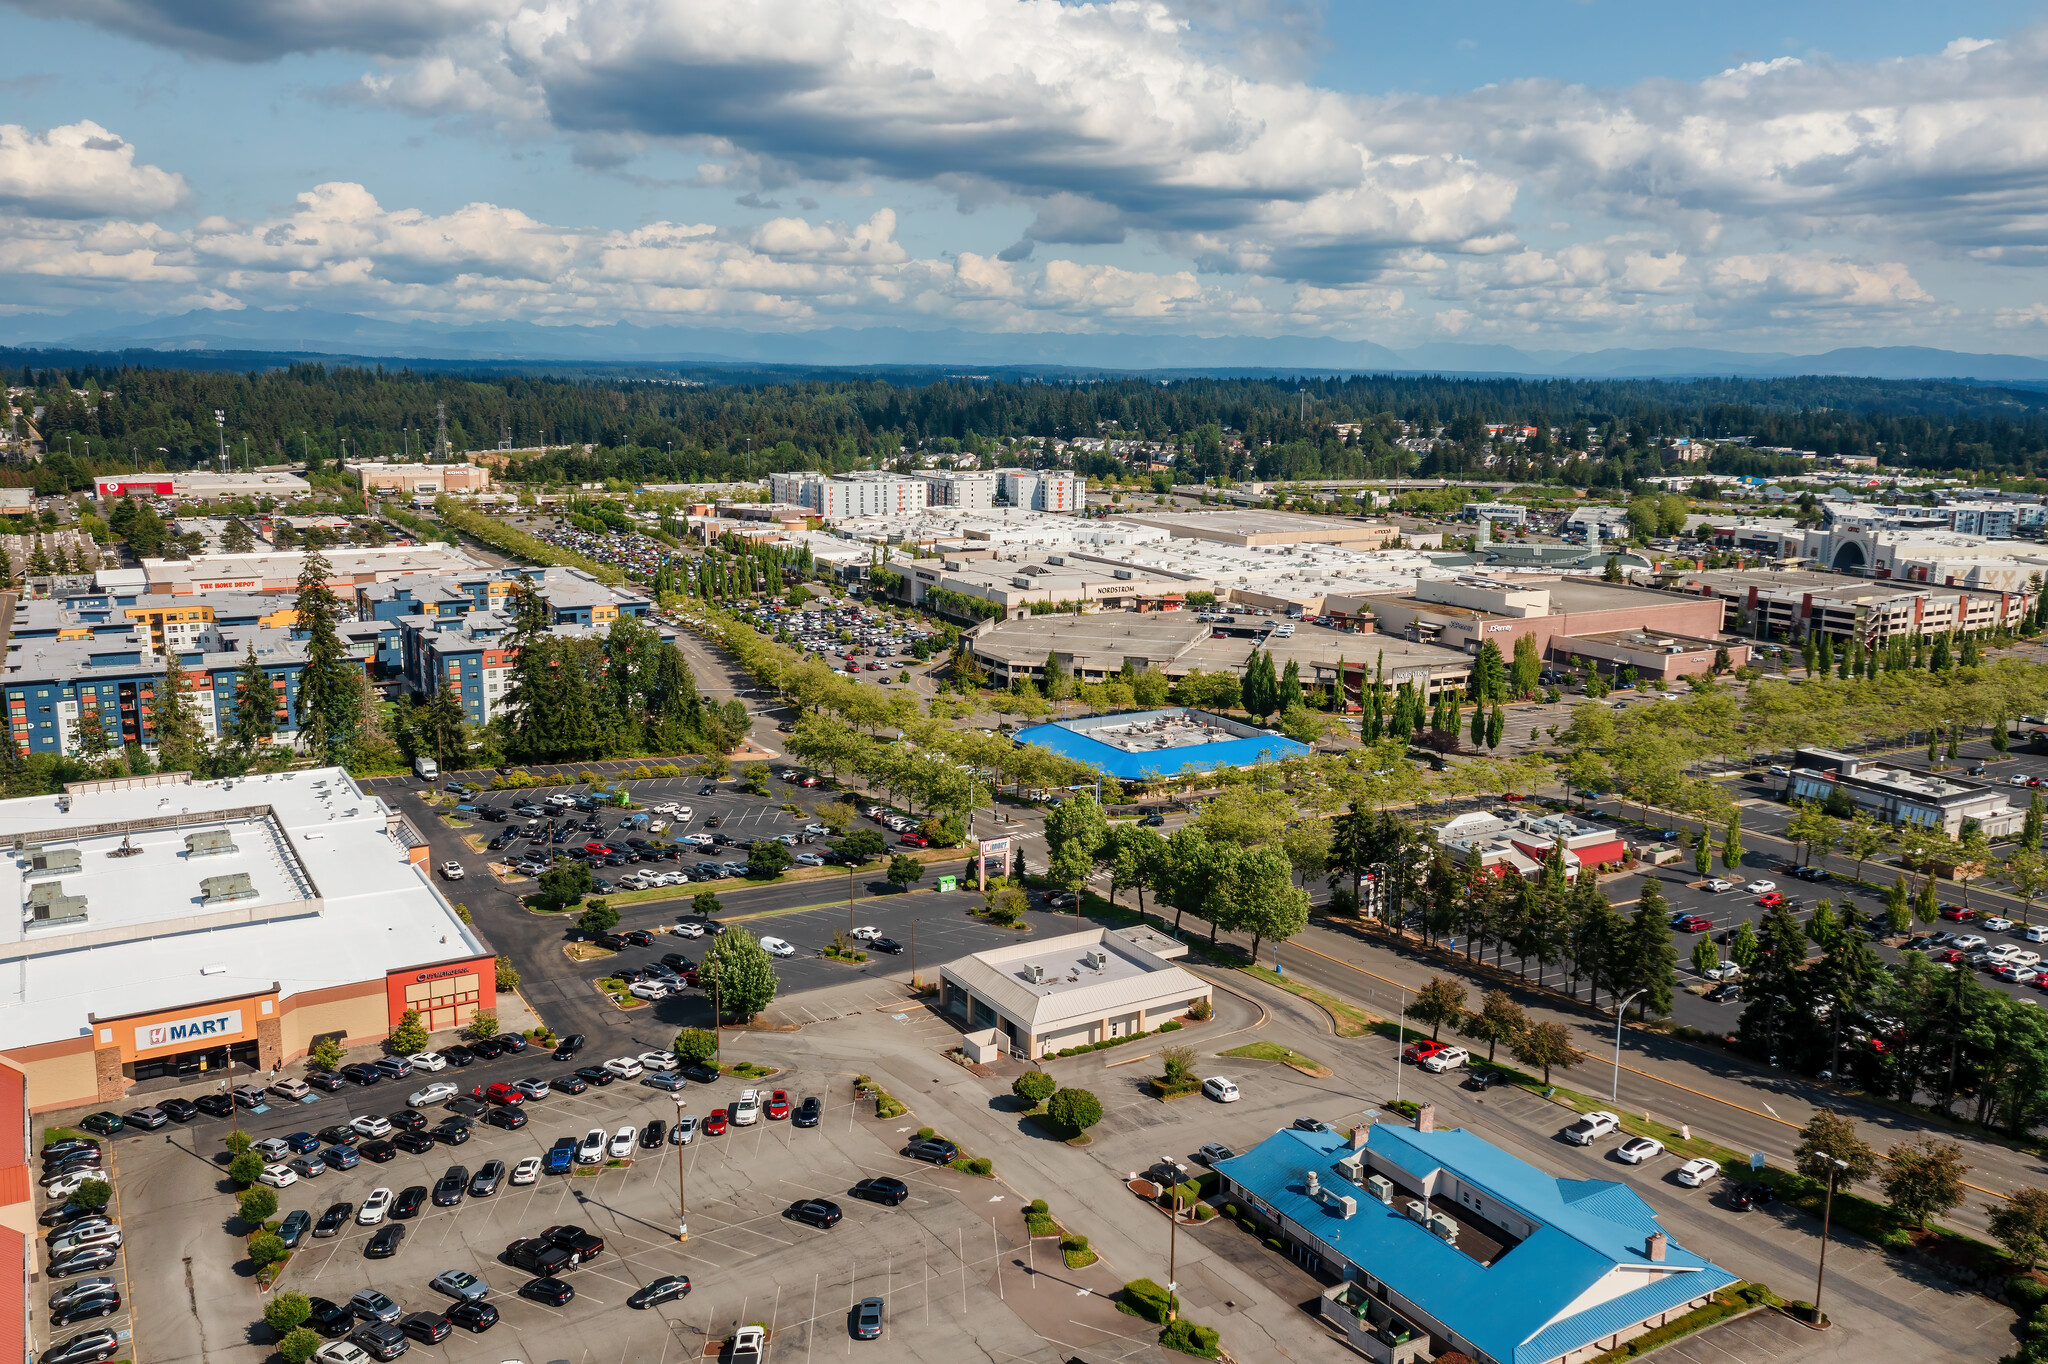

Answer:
[100,1054,1069,1364]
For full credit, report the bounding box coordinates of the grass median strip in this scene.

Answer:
[1222,1041,1330,1076]
[1239,964,1375,1036]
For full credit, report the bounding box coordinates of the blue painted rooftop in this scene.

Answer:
[1014,707,1310,780]
[1215,1125,1736,1364]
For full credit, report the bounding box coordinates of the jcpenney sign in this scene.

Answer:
[136,1009,243,1053]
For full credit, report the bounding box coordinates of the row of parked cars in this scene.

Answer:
[36,1134,126,1364]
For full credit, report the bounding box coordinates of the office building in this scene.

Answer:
[937,926,1211,1059]
[1782,748,2024,838]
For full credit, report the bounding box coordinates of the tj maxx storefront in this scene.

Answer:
[9,954,495,1113]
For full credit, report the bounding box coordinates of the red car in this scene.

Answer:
[1940,905,1974,921]
[766,1090,790,1121]
[484,1082,524,1105]
[1675,915,1713,933]
[1755,892,1784,908]
[1935,948,1965,964]
[898,834,931,847]
[583,841,609,855]
[1403,1040,1448,1065]
[704,1109,728,1136]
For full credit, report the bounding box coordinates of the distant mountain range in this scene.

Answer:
[8,306,2048,382]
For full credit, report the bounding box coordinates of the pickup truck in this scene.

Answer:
[504,1236,574,1276]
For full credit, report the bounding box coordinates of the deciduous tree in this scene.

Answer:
[1409,975,1468,1040]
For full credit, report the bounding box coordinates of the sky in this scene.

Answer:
[5,0,2048,355]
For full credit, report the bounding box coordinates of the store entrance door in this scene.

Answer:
[130,1039,259,1084]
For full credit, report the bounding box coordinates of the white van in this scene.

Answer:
[413,756,438,780]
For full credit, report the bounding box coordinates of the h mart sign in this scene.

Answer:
[135,1008,243,1054]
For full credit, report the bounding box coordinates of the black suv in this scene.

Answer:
[851,1176,908,1206]
[785,1198,843,1229]
[306,1297,356,1337]
[906,1138,958,1164]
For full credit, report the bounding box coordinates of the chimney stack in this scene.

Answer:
[1646,1232,1667,1262]
[1415,1103,1435,1134]
[1351,1125,1369,1151]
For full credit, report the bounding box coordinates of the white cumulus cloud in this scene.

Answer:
[0,122,188,219]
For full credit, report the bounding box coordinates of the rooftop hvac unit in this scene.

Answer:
[1365,1173,1393,1205]
[27,848,82,877]
[1336,1194,1357,1219]
[26,882,87,925]
[1113,569,1134,580]
[1404,1199,1428,1224]
[185,829,238,858]
[1024,962,1046,984]
[1429,1213,1459,1244]
[200,872,259,906]
[1084,949,1108,971]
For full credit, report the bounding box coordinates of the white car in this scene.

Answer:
[607,1125,636,1159]
[733,1089,761,1125]
[1983,917,2017,933]
[511,1157,542,1186]
[406,1051,447,1073]
[1704,878,1734,892]
[1421,1045,1470,1074]
[1201,1077,1240,1103]
[629,981,670,1001]
[1704,961,1742,981]
[269,1078,312,1101]
[577,1128,608,1165]
[2029,925,2048,944]
[356,1187,394,1224]
[1745,880,1776,894]
[258,1163,299,1189]
[639,1051,679,1072]
[673,1115,699,1145]
[1615,1137,1664,1164]
[350,1114,393,1139]
[760,935,796,957]
[1953,934,1989,951]
[1562,1111,1621,1145]
[850,926,881,940]
[673,921,705,938]
[441,861,465,881]
[603,1056,644,1079]
[1675,1157,1722,1187]
[408,1081,459,1108]
[314,1342,372,1364]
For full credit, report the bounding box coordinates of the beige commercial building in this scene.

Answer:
[938,926,1210,1059]
[349,461,495,494]
[1124,509,1421,550]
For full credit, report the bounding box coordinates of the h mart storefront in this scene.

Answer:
[9,952,496,1113]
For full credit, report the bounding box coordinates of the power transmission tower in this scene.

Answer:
[435,402,448,461]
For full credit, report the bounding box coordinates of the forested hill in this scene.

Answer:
[12,353,2048,488]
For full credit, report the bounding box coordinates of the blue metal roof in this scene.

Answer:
[1213,1126,1736,1364]
[1013,718,1310,781]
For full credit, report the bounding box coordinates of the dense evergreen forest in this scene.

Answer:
[11,350,2048,492]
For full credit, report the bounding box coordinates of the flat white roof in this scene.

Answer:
[0,768,485,1052]
[939,927,1209,1033]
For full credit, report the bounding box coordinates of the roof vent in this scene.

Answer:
[185,829,238,858]
[26,882,87,925]
[1305,1171,1322,1199]
[27,848,82,877]
[200,872,259,905]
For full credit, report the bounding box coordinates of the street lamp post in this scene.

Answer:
[1394,984,1406,1107]
[1167,1185,1183,1298]
[1813,1156,1848,1318]
[673,1094,689,1240]
[1612,989,1646,1101]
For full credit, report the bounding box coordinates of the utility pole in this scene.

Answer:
[909,919,919,990]
[214,410,226,475]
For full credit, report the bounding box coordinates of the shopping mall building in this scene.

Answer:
[0,767,493,1112]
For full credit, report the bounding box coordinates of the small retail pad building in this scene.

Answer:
[938,926,1210,1058]
[1216,1122,1736,1364]
[0,767,494,1113]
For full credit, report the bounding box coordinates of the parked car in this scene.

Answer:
[1201,1077,1241,1102]
[785,1198,843,1229]
[628,1275,692,1309]
[851,1175,908,1205]
[1676,1157,1721,1187]
[1615,1137,1664,1164]
[1420,1046,1470,1074]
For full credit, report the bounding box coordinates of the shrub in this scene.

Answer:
[1194,1204,1216,1221]
[969,1157,993,1176]
[1223,1202,1238,1219]
[673,1028,719,1066]
[1026,1212,1058,1237]
[1264,1236,1283,1251]
[248,1233,289,1268]
[1028,1198,1049,1216]
[1121,1278,1179,1324]
[264,1291,313,1336]
[1159,1020,1183,1032]
[238,1186,279,1225]
[1160,1319,1221,1358]
[277,1327,323,1364]
[1189,997,1213,1021]
[73,1179,111,1211]
[1046,1086,1103,1135]
[1013,1070,1057,1104]
[916,1126,936,1141]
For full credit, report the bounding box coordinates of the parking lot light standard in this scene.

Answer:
[1611,989,1645,1101]
[1814,1156,1848,1319]
[673,1094,689,1241]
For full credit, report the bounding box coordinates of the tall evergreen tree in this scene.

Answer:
[1278,657,1303,712]
[292,549,357,762]
[229,643,275,757]
[1486,703,1504,749]
[147,658,207,773]
[1625,893,1678,1019]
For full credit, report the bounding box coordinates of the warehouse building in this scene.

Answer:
[1215,1122,1736,1364]
[938,926,1210,1059]
[0,768,491,1112]
[346,460,494,494]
